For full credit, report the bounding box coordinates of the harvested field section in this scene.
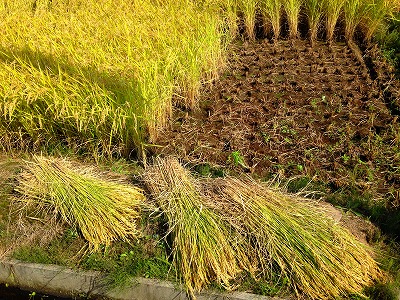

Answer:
[155,40,400,205]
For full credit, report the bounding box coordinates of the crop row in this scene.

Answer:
[223,0,399,43]
[0,0,398,159]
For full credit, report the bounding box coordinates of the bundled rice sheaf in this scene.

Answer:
[144,157,384,299]
[15,155,145,251]
[143,157,253,298]
[208,176,384,299]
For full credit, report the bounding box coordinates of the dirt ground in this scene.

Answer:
[155,39,400,207]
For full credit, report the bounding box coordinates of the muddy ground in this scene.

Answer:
[155,39,400,209]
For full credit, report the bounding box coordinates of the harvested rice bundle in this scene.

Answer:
[143,157,252,298]
[211,176,384,299]
[15,155,145,251]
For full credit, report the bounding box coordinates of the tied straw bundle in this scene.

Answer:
[144,157,253,298]
[208,176,384,299]
[145,158,384,299]
[15,155,145,251]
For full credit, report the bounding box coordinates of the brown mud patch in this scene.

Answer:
[321,202,379,245]
[155,40,400,206]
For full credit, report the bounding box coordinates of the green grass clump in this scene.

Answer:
[14,155,145,251]
[81,242,174,289]
[143,157,253,298]
[211,176,384,299]
[379,11,400,76]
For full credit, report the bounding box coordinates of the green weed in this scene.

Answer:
[229,150,249,168]
[378,11,400,75]
[13,246,55,265]
[194,163,225,178]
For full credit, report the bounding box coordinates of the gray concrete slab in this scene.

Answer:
[0,260,286,300]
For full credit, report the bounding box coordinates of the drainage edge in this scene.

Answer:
[0,260,286,300]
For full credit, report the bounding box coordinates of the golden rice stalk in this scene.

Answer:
[15,155,145,251]
[261,0,282,40]
[344,0,366,41]
[305,0,324,45]
[361,0,396,43]
[239,0,258,40]
[224,0,240,39]
[324,0,346,42]
[143,157,253,298]
[283,0,303,39]
[210,176,384,299]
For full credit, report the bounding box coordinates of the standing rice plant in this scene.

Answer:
[361,0,396,43]
[324,0,345,42]
[238,0,258,40]
[344,0,367,41]
[14,155,146,251]
[143,157,253,298]
[305,0,324,45]
[210,176,384,299]
[0,0,226,159]
[260,0,282,40]
[214,0,240,40]
[283,0,303,39]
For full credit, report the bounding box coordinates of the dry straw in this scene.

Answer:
[144,158,383,299]
[210,176,384,299]
[143,157,253,298]
[15,155,145,251]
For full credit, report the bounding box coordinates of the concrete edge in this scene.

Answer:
[0,260,286,300]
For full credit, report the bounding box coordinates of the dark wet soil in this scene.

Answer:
[0,284,72,300]
[155,39,400,207]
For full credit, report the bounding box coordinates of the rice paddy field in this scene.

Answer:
[1,0,400,299]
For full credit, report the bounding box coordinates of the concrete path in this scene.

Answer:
[0,260,286,300]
